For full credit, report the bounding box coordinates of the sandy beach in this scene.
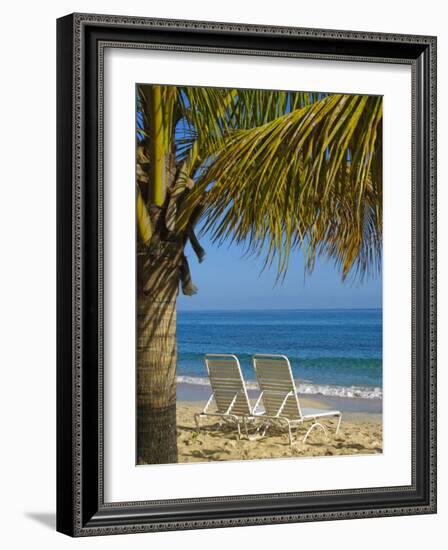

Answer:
[176,384,382,463]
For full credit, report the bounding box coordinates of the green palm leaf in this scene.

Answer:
[177,92,382,279]
[137,84,382,281]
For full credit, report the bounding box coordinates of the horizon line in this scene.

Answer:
[177,306,383,312]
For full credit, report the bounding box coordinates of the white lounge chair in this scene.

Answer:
[194,354,263,439]
[252,354,342,445]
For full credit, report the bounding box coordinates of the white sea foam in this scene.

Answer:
[296,383,382,400]
[177,375,382,400]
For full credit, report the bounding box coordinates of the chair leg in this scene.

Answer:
[280,419,293,445]
[243,417,249,439]
[194,413,201,430]
[287,422,293,445]
[236,421,242,440]
[335,414,342,434]
[260,423,269,438]
[303,421,327,443]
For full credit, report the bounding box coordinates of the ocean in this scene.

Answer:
[177,309,382,400]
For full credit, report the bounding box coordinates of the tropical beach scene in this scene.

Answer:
[136,84,383,465]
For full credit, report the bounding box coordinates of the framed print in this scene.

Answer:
[56,13,437,536]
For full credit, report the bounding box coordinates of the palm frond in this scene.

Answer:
[137,84,382,281]
[175,87,327,175]
[177,93,382,279]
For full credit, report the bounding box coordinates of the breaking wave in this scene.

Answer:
[177,375,382,400]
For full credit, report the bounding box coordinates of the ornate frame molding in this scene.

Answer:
[56,13,437,537]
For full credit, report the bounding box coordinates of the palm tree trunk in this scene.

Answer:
[136,84,183,464]
[137,241,183,464]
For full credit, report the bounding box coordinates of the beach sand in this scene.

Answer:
[176,394,383,463]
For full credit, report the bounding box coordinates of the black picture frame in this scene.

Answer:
[56,13,437,537]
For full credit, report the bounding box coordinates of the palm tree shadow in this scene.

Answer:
[335,442,368,451]
[305,441,370,451]
[187,448,231,459]
[25,512,56,530]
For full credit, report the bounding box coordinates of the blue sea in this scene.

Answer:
[177,309,382,400]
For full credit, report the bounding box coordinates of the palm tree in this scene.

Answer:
[136,85,382,464]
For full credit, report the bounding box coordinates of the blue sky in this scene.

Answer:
[177,230,382,311]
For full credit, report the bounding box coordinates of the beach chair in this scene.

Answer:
[252,354,342,445]
[194,354,263,439]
